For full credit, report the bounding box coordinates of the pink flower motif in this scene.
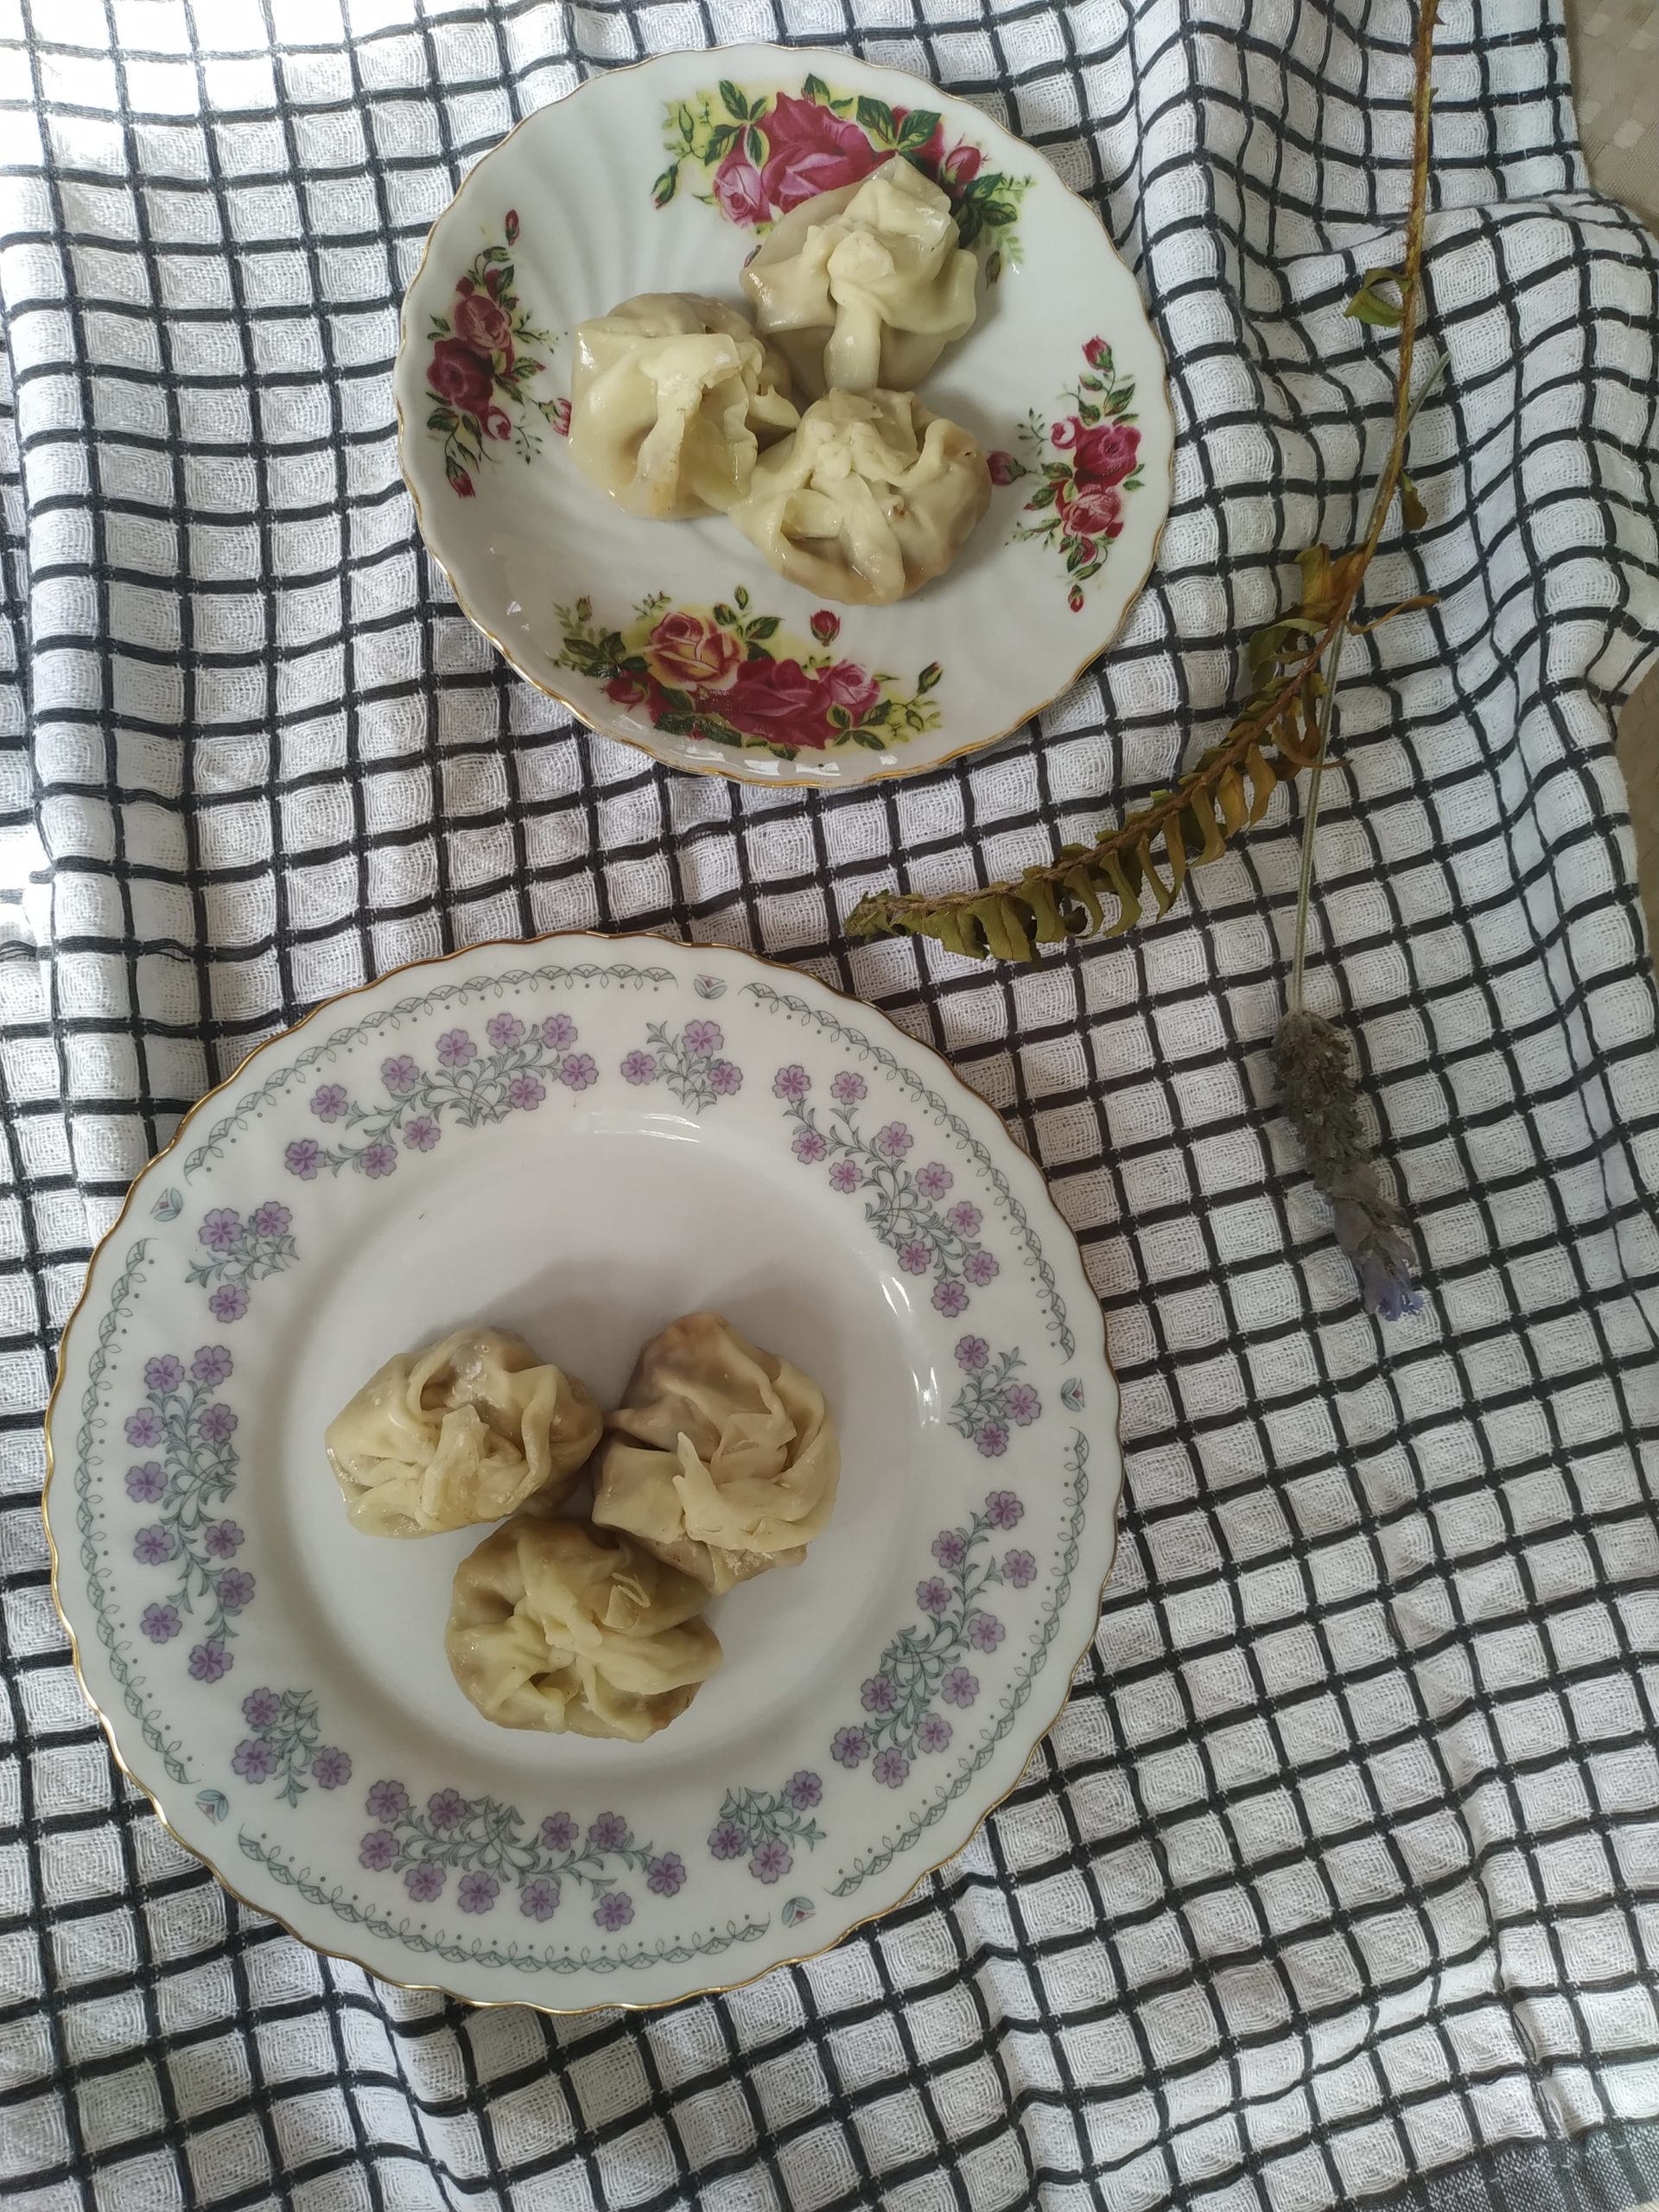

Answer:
[942,1666,978,1708]
[956,1336,989,1372]
[987,449,1019,486]
[133,1524,175,1566]
[594,1891,633,1931]
[403,1115,440,1152]
[985,1490,1023,1530]
[784,1770,822,1809]
[507,1073,545,1112]
[873,1748,909,1789]
[963,1251,1000,1287]
[830,1071,866,1105]
[916,1576,950,1617]
[204,1519,243,1559]
[366,1780,409,1821]
[199,1209,242,1253]
[284,1137,323,1179]
[192,1345,232,1384]
[543,1013,576,1050]
[1084,335,1110,368]
[458,1872,498,1914]
[791,1128,828,1165]
[758,90,878,213]
[1003,1548,1038,1588]
[313,1748,352,1790]
[311,1084,349,1122]
[897,1241,929,1274]
[831,1726,868,1767]
[428,1789,467,1828]
[713,140,770,226]
[931,1281,969,1318]
[861,1675,895,1715]
[976,1421,1009,1458]
[1005,1382,1041,1426]
[968,1612,1005,1653]
[621,1050,658,1085]
[209,1283,248,1323]
[251,1201,290,1236]
[125,1409,162,1448]
[683,1020,722,1056]
[810,609,840,645]
[915,1163,953,1199]
[436,1029,474,1067]
[539,1811,578,1852]
[947,1202,982,1236]
[552,397,571,437]
[232,1738,275,1780]
[428,335,493,415]
[1064,419,1141,490]
[404,1863,444,1903]
[215,1567,254,1611]
[143,1355,183,1393]
[645,610,742,694]
[486,1013,525,1049]
[750,1839,791,1885]
[773,1065,810,1102]
[359,1141,397,1179]
[708,1821,744,1860]
[359,1830,396,1871]
[874,1121,912,1158]
[125,1462,164,1503]
[1068,583,1085,613]
[646,1853,685,1897]
[188,1641,232,1683]
[588,1811,630,1851]
[932,1529,968,1568]
[939,141,982,189]
[917,1713,953,1753]
[453,289,512,356]
[829,1160,861,1193]
[709,1060,742,1096]
[519,1876,560,1920]
[1062,484,1124,542]
[197,1403,238,1445]
[381,1054,420,1092]
[560,1052,598,1091]
[241,1689,280,1727]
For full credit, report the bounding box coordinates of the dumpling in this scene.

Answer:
[569,292,798,519]
[447,1517,721,1740]
[729,389,992,607]
[741,156,978,397]
[590,1312,839,1596]
[325,1327,601,1538]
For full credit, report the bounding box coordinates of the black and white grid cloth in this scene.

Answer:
[3,1,1659,2206]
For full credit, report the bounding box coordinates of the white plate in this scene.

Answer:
[394,47,1173,786]
[46,936,1122,2012]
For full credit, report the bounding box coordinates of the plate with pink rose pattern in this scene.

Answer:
[392,45,1173,787]
[45,933,1123,2011]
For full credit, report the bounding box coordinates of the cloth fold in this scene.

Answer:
[2,2,1658,2208]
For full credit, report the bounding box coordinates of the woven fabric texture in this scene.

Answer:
[3,2,1659,2209]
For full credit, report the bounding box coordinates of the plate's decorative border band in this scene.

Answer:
[181,964,677,1176]
[743,982,1075,1356]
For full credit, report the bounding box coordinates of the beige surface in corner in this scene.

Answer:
[1566,0,1659,946]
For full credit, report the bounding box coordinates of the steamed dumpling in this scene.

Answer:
[590,1312,839,1596]
[729,389,992,607]
[325,1327,601,1538]
[569,292,798,518]
[447,1517,721,1740]
[741,156,978,397]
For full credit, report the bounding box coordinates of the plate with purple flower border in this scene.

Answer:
[392,45,1174,787]
[45,933,1122,2011]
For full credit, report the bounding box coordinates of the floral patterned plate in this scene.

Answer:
[45,934,1123,2011]
[393,47,1173,785]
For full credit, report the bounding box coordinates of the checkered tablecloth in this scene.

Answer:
[4,2,1659,2208]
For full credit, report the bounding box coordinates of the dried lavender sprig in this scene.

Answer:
[1272,1010,1421,1321]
